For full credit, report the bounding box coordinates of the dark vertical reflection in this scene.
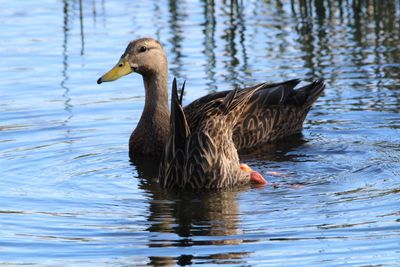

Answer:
[235,0,250,82]
[349,0,370,83]
[293,0,317,79]
[220,0,240,87]
[101,0,106,27]
[168,0,184,79]
[92,0,97,25]
[61,0,73,124]
[153,1,163,40]
[92,0,96,16]
[291,0,400,110]
[220,0,251,88]
[313,0,332,80]
[202,0,218,93]
[79,0,85,55]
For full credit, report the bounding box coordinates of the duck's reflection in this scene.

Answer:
[130,134,306,266]
[131,155,250,265]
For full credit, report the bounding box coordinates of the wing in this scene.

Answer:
[160,79,264,189]
[183,79,325,150]
[233,79,326,150]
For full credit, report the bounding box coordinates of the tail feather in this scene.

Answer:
[304,79,325,107]
[159,78,188,188]
[288,79,325,107]
[170,78,190,152]
[249,79,301,106]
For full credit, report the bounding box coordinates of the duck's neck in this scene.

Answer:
[130,71,170,157]
[142,72,169,119]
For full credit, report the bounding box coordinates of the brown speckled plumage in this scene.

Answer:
[159,79,264,189]
[184,79,325,152]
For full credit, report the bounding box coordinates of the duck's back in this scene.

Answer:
[184,79,325,151]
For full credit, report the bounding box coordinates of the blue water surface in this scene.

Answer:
[1,0,399,266]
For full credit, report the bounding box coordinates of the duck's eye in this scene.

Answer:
[118,63,124,67]
[139,46,147,53]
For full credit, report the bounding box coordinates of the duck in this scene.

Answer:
[97,38,325,159]
[159,78,267,189]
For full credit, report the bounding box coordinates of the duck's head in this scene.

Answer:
[239,164,268,186]
[97,38,167,84]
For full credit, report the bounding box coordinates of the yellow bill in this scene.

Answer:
[97,57,132,84]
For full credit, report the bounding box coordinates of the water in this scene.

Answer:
[1,0,399,266]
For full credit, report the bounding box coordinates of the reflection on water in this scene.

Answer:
[167,0,185,80]
[78,0,85,55]
[61,0,73,125]
[144,186,248,265]
[0,0,399,266]
[202,0,218,92]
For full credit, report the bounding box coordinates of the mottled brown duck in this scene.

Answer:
[159,78,267,189]
[97,38,325,159]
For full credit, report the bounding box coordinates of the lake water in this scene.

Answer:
[1,0,399,266]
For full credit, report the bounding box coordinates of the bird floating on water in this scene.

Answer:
[97,38,325,188]
[97,38,325,159]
